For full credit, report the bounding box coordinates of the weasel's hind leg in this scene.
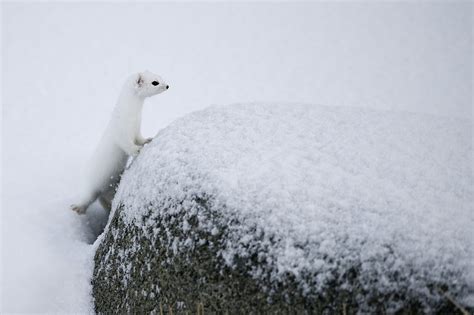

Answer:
[97,176,121,213]
[98,195,112,213]
[71,190,100,215]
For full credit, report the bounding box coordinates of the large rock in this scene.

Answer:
[92,104,473,314]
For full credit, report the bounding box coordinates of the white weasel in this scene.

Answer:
[71,71,169,214]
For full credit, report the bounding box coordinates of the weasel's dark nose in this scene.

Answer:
[152,81,159,86]
[166,85,169,89]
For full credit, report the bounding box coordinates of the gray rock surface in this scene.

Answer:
[92,104,473,314]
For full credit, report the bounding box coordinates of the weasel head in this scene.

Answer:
[130,70,169,98]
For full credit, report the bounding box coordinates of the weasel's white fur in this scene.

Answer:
[71,71,169,214]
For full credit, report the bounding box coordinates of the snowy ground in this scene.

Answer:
[1,2,472,313]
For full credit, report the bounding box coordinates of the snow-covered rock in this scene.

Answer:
[92,103,473,313]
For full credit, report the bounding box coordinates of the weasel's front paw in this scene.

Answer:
[132,145,142,156]
[71,204,86,215]
[144,137,153,144]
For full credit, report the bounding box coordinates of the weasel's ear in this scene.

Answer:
[136,73,144,87]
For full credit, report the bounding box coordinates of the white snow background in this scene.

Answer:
[1,2,472,313]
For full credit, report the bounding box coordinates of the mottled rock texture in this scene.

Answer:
[92,197,469,314]
[92,104,473,314]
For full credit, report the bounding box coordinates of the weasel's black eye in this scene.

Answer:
[152,81,159,86]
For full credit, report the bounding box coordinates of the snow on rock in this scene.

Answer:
[94,103,473,313]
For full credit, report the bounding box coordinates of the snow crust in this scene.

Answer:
[115,103,473,308]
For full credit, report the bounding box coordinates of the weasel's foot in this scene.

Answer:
[132,145,142,156]
[71,204,87,215]
[144,137,153,144]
